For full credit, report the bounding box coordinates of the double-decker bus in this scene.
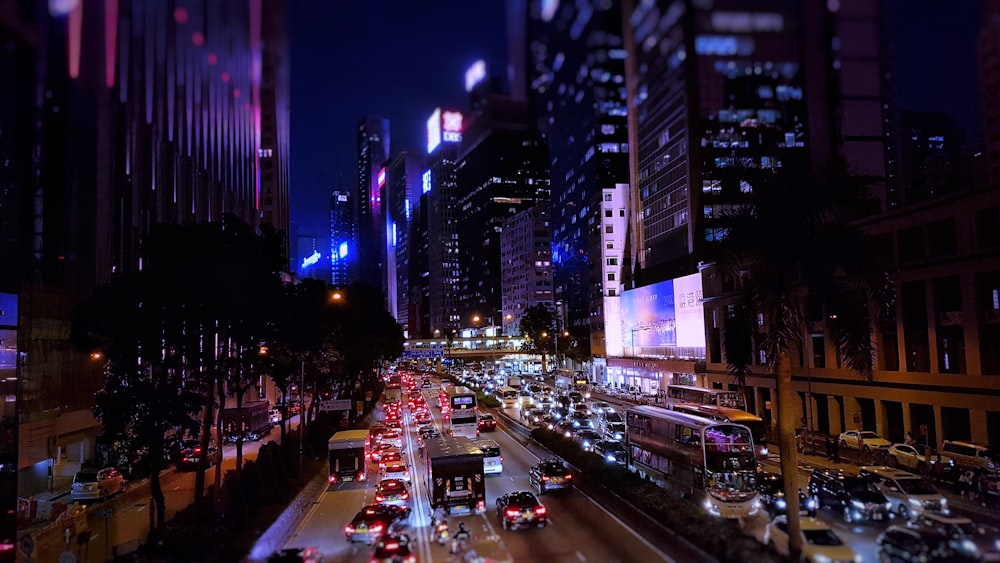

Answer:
[445,386,479,439]
[665,385,745,410]
[496,386,518,408]
[625,405,759,519]
[667,402,768,460]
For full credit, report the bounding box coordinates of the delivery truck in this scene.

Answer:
[424,435,485,516]
[327,429,370,484]
[221,400,271,442]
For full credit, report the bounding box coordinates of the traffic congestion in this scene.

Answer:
[268,359,1000,562]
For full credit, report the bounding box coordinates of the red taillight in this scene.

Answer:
[535,505,547,515]
[542,476,549,481]
[328,474,337,483]
[401,492,409,499]
[500,456,504,462]
[385,541,400,551]
[369,523,384,534]
[375,494,384,502]
[359,472,366,481]
[344,524,355,534]
[506,508,519,517]
[565,474,572,479]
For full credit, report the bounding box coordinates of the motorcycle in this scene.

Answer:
[434,521,450,545]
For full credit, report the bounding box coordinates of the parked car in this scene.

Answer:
[529,459,573,495]
[757,471,817,518]
[859,466,948,520]
[940,440,998,472]
[763,515,858,563]
[495,491,548,530]
[806,469,889,523]
[839,430,891,452]
[70,468,126,502]
[888,443,954,472]
[877,524,981,562]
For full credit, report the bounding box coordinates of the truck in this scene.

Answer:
[221,400,271,441]
[424,435,485,516]
[384,386,402,404]
[327,429,370,484]
[506,376,522,389]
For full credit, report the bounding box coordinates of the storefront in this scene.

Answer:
[606,357,699,396]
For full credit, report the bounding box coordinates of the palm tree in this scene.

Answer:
[711,161,890,558]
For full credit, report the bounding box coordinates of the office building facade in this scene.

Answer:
[329,188,353,284]
[355,115,390,290]
[385,151,426,329]
[500,207,554,336]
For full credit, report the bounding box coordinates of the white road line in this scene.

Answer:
[575,550,587,561]
[287,485,326,541]
[506,414,675,563]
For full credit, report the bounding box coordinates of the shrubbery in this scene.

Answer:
[530,428,780,563]
[477,392,501,409]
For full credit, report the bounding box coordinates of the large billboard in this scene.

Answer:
[620,273,705,351]
[426,107,463,154]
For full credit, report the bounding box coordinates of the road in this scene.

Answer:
[277,386,677,562]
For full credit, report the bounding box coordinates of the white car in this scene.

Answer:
[839,430,891,452]
[887,443,954,472]
[763,515,860,563]
[858,466,948,520]
[381,460,411,483]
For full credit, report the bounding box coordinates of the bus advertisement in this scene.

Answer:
[665,385,745,410]
[625,405,759,519]
[667,402,768,460]
[446,385,479,440]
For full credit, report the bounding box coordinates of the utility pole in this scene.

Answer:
[299,358,305,474]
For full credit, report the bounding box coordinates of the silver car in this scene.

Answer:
[71,467,126,501]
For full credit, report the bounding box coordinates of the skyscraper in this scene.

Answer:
[329,187,353,285]
[355,115,390,290]
[500,206,554,336]
[424,108,464,336]
[526,0,631,358]
[259,0,292,255]
[979,0,1000,185]
[385,150,426,330]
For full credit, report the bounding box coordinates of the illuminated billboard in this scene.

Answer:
[422,169,431,194]
[620,273,705,350]
[465,59,487,92]
[427,108,441,153]
[426,108,463,154]
[338,242,348,259]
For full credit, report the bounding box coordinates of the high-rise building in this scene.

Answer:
[500,206,554,336]
[525,0,631,359]
[424,108,465,336]
[355,115,390,291]
[259,0,292,255]
[897,111,968,203]
[979,0,1000,185]
[455,94,550,329]
[14,0,287,497]
[385,151,426,330]
[329,187,353,285]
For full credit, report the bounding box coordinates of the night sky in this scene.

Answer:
[288,0,983,253]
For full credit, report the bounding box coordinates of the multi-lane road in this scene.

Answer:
[276,385,676,562]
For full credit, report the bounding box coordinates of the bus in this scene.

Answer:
[667,402,768,460]
[496,386,518,408]
[625,405,759,519]
[665,385,746,410]
[445,386,479,439]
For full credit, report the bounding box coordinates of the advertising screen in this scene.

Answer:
[427,108,441,154]
[620,273,705,350]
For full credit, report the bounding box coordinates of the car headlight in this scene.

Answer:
[775,498,786,509]
[959,539,978,555]
[940,498,948,507]
[909,498,922,506]
[761,447,769,456]
[851,499,865,509]
[812,554,833,563]
[606,454,616,462]
[807,497,818,509]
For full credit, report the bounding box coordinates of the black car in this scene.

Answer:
[174,439,217,471]
[344,504,409,544]
[592,439,627,465]
[368,531,415,563]
[757,471,817,518]
[877,525,981,562]
[529,459,573,494]
[495,490,548,530]
[807,469,890,523]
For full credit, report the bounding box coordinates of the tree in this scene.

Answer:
[711,160,889,558]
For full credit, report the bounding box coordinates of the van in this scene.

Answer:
[478,439,503,474]
[940,440,997,472]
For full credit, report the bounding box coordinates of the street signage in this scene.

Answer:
[319,399,351,412]
[19,533,34,555]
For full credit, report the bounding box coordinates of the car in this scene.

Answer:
[592,439,627,465]
[267,547,321,563]
[421,379,432,388]
[371,442,401,462]
[414,412,433,425]
[574,429,602,452]
[572,403,590,417]
[478,413,498,432]
[368,530,417,563]
[757,472,817,518]
[762,515,858,563]
[839,430,891,452]
[915,511,1000,561]
[70,468,126,501]
[378,450,404,470]
[877,524,981,562]
[344,504,409,544]
[175,441,217,470]
[806,469,889,523]
[539,413,559,430]
[382,431,404,449]
[555,419,577,438]
[568,412,594,430]
[940,440,999,472]
[478,439,504,474]
[567,391,584,404]
[858,466,948,520]
[590,401,612,415]
[888,443,954,472]
[495,491,548,530]
[374,478,412,512]
[381,460,411,483]
[529,459,573,494]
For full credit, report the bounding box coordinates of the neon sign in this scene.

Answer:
[301,251,320,269]
[422,169,431,194]
[465,60,487,92]
[427,107,441,153]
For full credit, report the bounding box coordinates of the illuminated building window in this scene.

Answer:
[694,35,755,56]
